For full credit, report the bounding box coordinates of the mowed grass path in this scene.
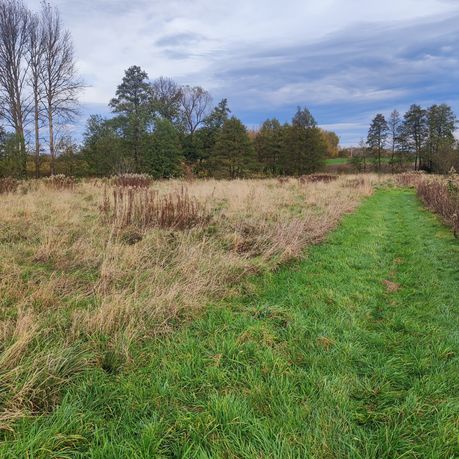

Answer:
[3,189,459,458]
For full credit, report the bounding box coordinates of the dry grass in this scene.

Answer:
[111,173,153,188]
[416,171,459,237]
[0,178,19,194]
[0,175,377,427]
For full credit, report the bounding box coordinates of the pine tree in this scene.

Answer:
[110,65,153,172]
[145,119,183,178]
[400,105,428,171]
[254,118,283,175]
[367,114,389,171]
[212,117,255,178]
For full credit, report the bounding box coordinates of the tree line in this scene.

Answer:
[0,0,83,178]
[73,66,335,179]
[354,105,458,173]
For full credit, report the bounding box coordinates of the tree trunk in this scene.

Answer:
[48,106,55,175]
[34,93,40,178]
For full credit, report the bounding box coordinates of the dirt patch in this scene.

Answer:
[383,280,400,293]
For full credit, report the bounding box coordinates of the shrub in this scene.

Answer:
[42,174,76,190]
[395,172,425,188]
[416,171,459,237]
[111,174,153,188]
[299,173,338,184]
[101,186,210,230]
[0,178,19,194]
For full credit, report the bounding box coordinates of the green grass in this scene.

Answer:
[325,157,349,165]
[2,189,459,458]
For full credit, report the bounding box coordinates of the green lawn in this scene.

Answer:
[3,189,459,458]
[325,157,349,165]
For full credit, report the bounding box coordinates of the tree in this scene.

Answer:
[27,11,44,178]
[0,0,30,175]
[81,115,125,176]
[388,110,402,171]
[282,125,326,175]
[426,104,456,172]
[350,138,369,172]
[292,106,317,128]
[400,104,428,171]
[320,130,339,158]
[144,118,182,178]
[212,116,255,178]
[254,118,283,175]
[193,98,231,173]
[180,85,212,135]
[110,65,152,172]
[367,113,388,171]
[40,1,82,175]
[151,76,182,123]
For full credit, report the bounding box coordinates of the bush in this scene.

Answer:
[0,178,19,194]
[42,175,76,190]
[111,174,153,188]
[416,171,459,237]
[101,186,210,231]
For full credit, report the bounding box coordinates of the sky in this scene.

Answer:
[27,0,459,146]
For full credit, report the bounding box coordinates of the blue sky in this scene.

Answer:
[28,0,459,146]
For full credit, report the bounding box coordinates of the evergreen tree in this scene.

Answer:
[212,117,255,178]
[292,106,317,128]
[193,98,231,174]
[367,114,389,171]
[144,119,183,178]
[109,65,153,171]
[254,118,283,175]
[282,125,326,175]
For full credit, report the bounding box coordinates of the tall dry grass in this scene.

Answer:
[0,175,377,428]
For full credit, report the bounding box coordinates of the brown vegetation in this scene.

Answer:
[416,171,459,237]
[0,176,376,427]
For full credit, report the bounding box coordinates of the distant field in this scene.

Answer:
[325,157,350,165]
[1,175,458,457]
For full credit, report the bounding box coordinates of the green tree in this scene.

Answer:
[193,98,231,174]
[292,106,317,128]
[426,104,457,172]
[212,117,255,178]
[144,118,183,178]
[282,125,326,175]
[109,65,153,172]
[254,118,283,175]
[81,115,125,176]
[400,105,428,171]
[367,114,389,171]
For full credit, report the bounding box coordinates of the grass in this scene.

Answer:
[2,187,459,457]
[325,157,349,165]
[0,176,375,429]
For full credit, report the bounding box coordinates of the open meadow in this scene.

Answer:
[1,173,459,457]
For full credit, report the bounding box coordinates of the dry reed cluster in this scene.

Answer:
[416,171,459,237]
[111,173,153,188]
[0,178,19,194]
[0,175,376,428]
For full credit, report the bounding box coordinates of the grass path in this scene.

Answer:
[3,189,459,458]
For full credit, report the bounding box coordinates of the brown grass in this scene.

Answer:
[111,173,153,188]
[0,175,377,427]
[415,172,459,237]
[0,178,19,194]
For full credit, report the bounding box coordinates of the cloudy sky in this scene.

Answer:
[28,0,459,145]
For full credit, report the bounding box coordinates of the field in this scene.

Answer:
[1,175,459,457]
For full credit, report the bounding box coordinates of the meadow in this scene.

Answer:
[1,173,458,457]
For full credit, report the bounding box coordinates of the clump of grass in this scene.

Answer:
[101,185,211,230]
[416,169,459,237]
[111,173,153,188]
[42,174,76,190]
[394,171,425,187]
[0,177,19,194]
[299,173,338,184]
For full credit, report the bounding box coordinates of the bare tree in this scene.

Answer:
[0,0,30,175]
[40,1,82,175]
[180,85,211,135]
[151,76,182,123]
[27,11,44,177]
